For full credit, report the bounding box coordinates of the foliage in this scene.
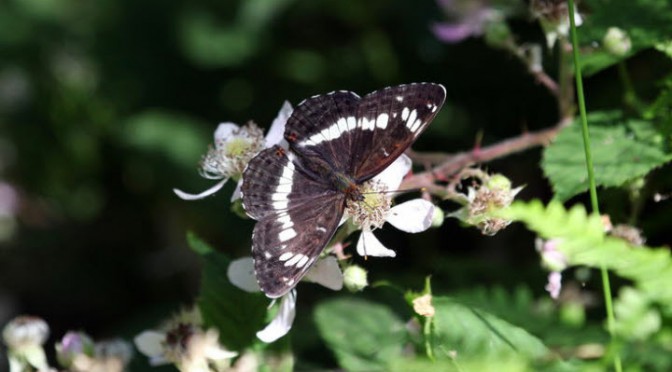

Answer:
[542,111,672,201]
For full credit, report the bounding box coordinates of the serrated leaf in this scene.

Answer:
[195,245,268,351]
[432,296,550,361]
[504,201,672,314]
[542,111,672,201]
[579,0,672,75]
[314,298,406,371]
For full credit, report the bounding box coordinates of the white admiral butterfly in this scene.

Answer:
[241,83,446,298]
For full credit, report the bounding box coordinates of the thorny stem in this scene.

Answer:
[402,118,571,193]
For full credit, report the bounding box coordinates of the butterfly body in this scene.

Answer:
[242,83,446,298]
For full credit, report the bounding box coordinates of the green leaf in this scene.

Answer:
[194,237,268,351]
[504,201,672,314]
[432,296,550,361]
[187,231,214,255]
[314,298,406,371]
[542,111,672,201]
[579,0,672,75]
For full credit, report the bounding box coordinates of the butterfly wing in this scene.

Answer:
[353,83,446,181]
[242,146,346,298]
[283,90,361,174]
[284,83,445,181]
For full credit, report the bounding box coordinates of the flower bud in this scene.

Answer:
[603,27,632,57]
[343,265,368,292]
[431,207,444,228]
[56,331,95,368]
[412,294,435,317]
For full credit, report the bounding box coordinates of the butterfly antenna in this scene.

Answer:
[361,187,426,197]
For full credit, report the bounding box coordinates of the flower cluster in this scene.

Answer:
[2,315,132,372]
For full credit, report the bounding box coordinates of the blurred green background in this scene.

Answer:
[0,0,670,369]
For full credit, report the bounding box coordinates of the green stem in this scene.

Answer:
[567,1,622,371]
[617,61,643,112]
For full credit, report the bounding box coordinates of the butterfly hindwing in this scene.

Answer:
[251,193,345,298]
[242,145,346,297]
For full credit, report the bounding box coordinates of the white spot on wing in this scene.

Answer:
[401,107,410,121]
[296,255,310,268]
[406,109,418,130]
[395,95,403,102]
[279,252,293,261]
[285,253,304,267]
[376,113,389,129]
[316,226,327,233]
[279,228,297,242]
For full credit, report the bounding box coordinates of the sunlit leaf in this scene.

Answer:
[542,111,672,201]
[505,201,672,315]
[579,0,672,75]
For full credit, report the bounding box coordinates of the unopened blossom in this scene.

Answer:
[603,27,632,57]
[346,154,436,258]
[174,101,292,202]
[530,0,583,48]
[134,307,237,371]
[343,265,368,292]
[55,331,95,369]
[2,316,50,371]
[227,256,343,343]
[545,271,563,299]
[413,294,436,317]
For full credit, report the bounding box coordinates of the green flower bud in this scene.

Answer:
[603,27,631,57]
[343,265,368,292]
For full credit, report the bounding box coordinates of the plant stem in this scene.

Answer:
[567,1,621,371]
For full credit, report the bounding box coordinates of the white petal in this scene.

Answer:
[356,231,396,257]
[204,345,238,360]
[304,256,343,291]
[373,154,412,190]
[230,180,243,202]
[173,178,228,200]
[134,331,166,358]
[227,257,261,292]
[214,122,240,142]
[256,290,297,343]
[265,101,293,148]
[387,199,435,233]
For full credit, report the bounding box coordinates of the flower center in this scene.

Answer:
[345,180,391,231]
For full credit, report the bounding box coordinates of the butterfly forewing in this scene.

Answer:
[242,145,346,297]
[353,83,446,181]
[284,91,360,173]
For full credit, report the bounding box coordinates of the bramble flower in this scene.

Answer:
[227,256,343,343]
[530,0,583,48]
[2,316,50,371]
[346,154,436,258]
[134,307,237,371]
[450,173,523,236]
[174,101,293,202]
